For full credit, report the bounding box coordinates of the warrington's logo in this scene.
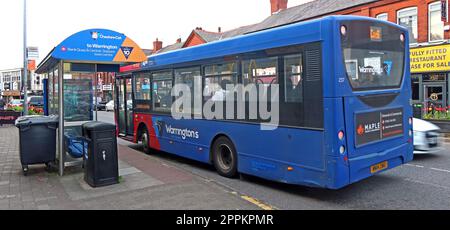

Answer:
[154,120,164,137]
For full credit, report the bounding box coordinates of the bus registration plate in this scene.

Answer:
[371,161,388,174]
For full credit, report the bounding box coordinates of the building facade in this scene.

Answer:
[0,67,44,99]
[0,68,23,99]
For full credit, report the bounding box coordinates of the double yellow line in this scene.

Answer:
[240,195,276,210]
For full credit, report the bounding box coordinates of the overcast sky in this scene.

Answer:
[0,0,312,70]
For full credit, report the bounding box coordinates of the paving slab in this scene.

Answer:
[0,126,257,210]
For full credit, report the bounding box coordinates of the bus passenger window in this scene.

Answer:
[204,62,238,102]
[242,57,278,86]
[284,54,303,103]
[175,67,202,115]
[152,71,173,112]
[134,72,151,100]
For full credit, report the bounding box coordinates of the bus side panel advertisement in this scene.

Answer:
[355,108,404,147]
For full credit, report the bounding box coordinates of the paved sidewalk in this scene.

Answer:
[0,126,257,210]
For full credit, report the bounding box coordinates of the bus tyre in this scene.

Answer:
[212,137,238,178]
[141,129,151,154]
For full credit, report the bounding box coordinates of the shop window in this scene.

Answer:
[152,71,173,113]
[398,7,418,44]
[429,2,444,42]
[423,73,447,82]
[411,74,420,101]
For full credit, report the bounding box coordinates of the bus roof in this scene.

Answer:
[128,15,406,72]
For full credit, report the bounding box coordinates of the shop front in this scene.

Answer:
[410,44,450,120]
[36,29,146,176]
[1,90,21,98]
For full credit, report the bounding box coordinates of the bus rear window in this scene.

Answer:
[341,21,406,91]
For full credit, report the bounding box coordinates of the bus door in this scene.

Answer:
[116,76,134,137]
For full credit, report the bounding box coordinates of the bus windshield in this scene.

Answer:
[341,21,406,91]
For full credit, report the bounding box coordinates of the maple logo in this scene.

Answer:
[357,125,365,136]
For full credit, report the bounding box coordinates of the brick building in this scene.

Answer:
[149,0,450,118]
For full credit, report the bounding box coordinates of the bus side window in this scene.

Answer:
[204,62,238,103]
[152,71,173,113]
[134,72,152,101]
[284,54,303,103]
[280,53,304,127]
[242,57,278,88]
[175,67,202,115]
[242,57,278,104]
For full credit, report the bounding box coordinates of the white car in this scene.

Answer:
[413,118,443,154]
[105,100,115,112]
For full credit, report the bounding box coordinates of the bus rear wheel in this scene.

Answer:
[212,137,238,178]
[141,129,151,154]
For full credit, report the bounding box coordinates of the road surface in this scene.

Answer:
[98,111,450,210]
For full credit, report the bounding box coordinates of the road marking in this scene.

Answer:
[405,164,425,168]
[240,195,276,210]
[430,168,450,174]
[404,178,450,191]
[406,164,450,174]
[0,195,16,200]
[0,181,9,186]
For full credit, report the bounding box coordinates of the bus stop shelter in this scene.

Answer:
[36,29,147,176]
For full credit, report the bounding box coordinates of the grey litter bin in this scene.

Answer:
[82,121,118,187]
[15,115,58,175]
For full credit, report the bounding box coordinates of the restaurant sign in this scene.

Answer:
[411,44,450,73]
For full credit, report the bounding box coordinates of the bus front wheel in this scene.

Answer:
[212,137,238,178]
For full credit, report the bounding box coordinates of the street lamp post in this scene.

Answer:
[23,0,28,115]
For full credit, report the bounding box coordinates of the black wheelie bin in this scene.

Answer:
[82,122,118,187]
[15,115,58,175]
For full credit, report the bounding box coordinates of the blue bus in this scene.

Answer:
[116,16,413,189]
